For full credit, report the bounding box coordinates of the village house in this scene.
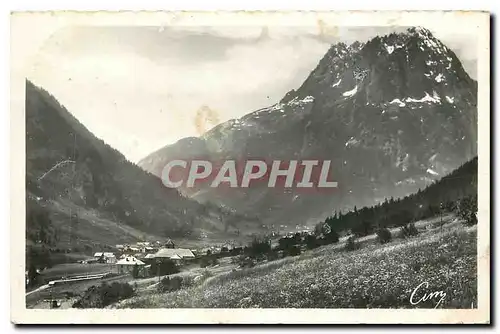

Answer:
[93,252,117,264]
[120,246,137,255]
[134,252,146,259]
[118,242,159,255]
[220,242,234,252]
[163,239,175,249]
[116,256,150,277]
[144,246,156,253]
[169,254,182,263]
[200,247,215,255]
[153,248,195,263]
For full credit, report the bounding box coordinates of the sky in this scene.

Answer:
[28,25,478,163]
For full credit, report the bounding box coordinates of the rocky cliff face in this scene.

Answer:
[139,27,477,226]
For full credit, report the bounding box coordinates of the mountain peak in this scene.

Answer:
[362,26,447,56]
[139,26,477,226]
[281,26,475,107]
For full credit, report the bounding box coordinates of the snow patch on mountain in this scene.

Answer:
[389,98,406,107]
[405,91,441,104]
[270,104,283,112]
[396,178,417,186]
[386,45,395,54]
[332,78,342,88]
[435,73,444,82]
[342,85,358,97]
[446,56,453,69]
[426,168,439,176]
[345,136,360,148]
[385,91,443,108]
[445,96,455,103]
[288,95,315,107]
[415,27,446,54]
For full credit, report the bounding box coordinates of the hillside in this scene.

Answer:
[320,156,477,234]
[138,27,477,227]
[25,80,260,254]
[114,225,476,309]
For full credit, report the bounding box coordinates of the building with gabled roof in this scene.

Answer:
[116,256,145,266]
[154,248,195,260]
[164,239,175,249]
[116,256,146,275]
[170,254,182,261]
[94,252,116,263]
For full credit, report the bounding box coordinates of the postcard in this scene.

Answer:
[10,10,490,324]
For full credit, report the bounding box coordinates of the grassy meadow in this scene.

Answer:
[113,220,477,309]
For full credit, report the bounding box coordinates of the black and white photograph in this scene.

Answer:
[10,11,490,324]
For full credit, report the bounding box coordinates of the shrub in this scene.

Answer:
[229,247,243,256]
[286,245,302,257]
[304,234,320,249]
[376,227,392,244]
[247,238,272,259]
[182,275,195,288]
[278,237,296,251]
[324,230,340,244]
[200,256,210,268]
[344,236,360,252]
[456,196,478,226]
[157,276,183,293]
[399,223,419,239]
[200,256,219,268]
[266,251,279,261]
[73,282,134,308]
[151,259,180,276]
[351,221,374,238]
[316,237,327,246]
[237,255,256,268]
